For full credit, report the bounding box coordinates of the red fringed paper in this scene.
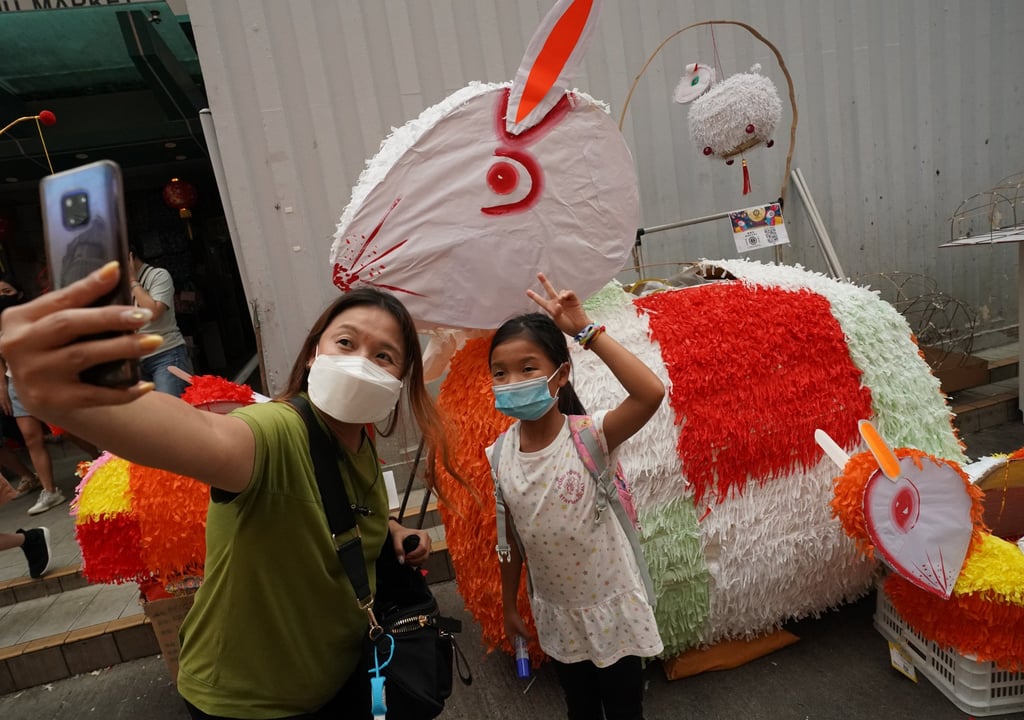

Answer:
[884,574,1024,671]
[635,283,873,505]
[75,514,148,585]
[431,336,541,661]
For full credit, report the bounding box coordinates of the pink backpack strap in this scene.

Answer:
[568,414,636,525]
[566,414,653,604]
[568,415,602,476]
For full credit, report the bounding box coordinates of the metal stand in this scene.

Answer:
[632,168,847,282]
[790,168,845,280]
[397,438,432,529]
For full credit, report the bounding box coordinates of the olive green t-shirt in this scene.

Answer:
[176,398,389,718]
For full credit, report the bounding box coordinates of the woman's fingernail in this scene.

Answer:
[98,261,120,280]
[122,308,153,323]
[135,381,156,395]
[138,334,164,351]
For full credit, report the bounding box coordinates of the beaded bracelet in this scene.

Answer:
[573,323,606,350]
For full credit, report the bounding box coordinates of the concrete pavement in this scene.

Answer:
[0,580,990,720]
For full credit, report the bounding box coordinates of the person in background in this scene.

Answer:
[0,527,51,579]
[129,244,192,397]
[0,275,65,515]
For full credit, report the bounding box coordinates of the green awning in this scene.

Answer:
[0,2,201,100]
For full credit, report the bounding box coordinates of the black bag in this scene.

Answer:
[374,537,470,719]
[288,397,471,720]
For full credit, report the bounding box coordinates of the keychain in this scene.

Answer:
[369,633,394,720]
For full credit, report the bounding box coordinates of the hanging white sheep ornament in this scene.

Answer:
[683,63,782,194]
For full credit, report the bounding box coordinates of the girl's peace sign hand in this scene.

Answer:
[526,272,592,337]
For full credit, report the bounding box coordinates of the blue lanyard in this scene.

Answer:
[369,633,394,719]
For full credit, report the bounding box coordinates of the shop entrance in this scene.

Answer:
[0,1,257,385]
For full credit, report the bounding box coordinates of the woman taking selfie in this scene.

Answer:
[0,261,464,719]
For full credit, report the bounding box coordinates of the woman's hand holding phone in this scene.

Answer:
[0,261,159,420]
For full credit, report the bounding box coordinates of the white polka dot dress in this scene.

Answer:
[490,412,663,667]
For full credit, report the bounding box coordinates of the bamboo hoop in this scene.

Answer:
[618,20,799,206]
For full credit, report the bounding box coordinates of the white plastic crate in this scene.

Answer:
[874,587,1024,717]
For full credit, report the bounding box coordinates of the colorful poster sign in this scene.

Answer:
[729,202,789,253]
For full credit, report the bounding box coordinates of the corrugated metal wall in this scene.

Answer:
[188,0,1024,391]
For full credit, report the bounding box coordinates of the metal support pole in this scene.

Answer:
[791,168,846,280]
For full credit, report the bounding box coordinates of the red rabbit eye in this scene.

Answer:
[481,149,543,216]
[702,146,713,156]
[745,124,756,134]
[486,161,519,195]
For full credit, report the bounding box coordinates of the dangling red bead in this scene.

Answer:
[703,146,713,156]
[745,124,755,134]
[726,158,735,166]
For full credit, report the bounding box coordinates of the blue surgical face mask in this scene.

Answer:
[493,366,562,421]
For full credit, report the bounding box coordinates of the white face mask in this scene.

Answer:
[307,354,403,424]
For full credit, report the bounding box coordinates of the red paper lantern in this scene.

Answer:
[162,178,198,220]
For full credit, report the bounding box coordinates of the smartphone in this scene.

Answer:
[39,160,140,388]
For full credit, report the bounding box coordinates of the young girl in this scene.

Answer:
[489,272,665,720]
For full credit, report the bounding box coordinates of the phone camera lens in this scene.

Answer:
[62,192,90,229]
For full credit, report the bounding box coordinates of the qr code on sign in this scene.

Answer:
[744,232,760,247]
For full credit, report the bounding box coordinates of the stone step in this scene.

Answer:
[950,381,1021,435]
[0,579,157,694]
[942,342,1020,434]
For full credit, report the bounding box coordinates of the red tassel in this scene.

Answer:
[742,158,752,195]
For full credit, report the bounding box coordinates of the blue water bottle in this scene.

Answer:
[514,635,530,679]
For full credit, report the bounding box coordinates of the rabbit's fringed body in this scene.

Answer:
[433,260,964,657]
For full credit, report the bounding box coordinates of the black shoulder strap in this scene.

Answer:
[287,395,373,607]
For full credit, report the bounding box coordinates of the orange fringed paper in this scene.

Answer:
[885,571,1024,671]
[635,284,873,504]
[830,448,987,560]
[130,463,209,586]
[431,336,545,661]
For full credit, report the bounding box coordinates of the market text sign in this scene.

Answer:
[0,0,137,11]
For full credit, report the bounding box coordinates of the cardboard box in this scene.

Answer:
[141,590,196,684]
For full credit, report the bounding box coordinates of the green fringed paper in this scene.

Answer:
[640,498,711,656]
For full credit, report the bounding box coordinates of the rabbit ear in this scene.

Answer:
[673,62,716,104]
[506,0,602,135]
[859,419,901,482]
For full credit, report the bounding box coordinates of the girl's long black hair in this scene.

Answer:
[489,312,587,415]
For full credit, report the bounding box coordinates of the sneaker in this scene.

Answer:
[17,527,52,578]
[27,488,66,516]
[14,474,41,497]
